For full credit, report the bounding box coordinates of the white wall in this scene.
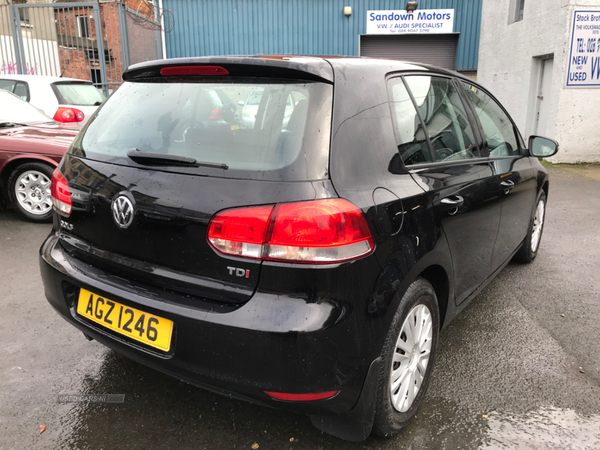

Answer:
[553,2,600,163]
[478,0,600,163]
[0,34,60,76]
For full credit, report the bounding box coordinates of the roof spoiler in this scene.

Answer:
[123,56,334,83]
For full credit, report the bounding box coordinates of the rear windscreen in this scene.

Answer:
[53,83,106,106]
[71,80,333,181]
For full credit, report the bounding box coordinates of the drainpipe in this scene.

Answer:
[158,0,167,59]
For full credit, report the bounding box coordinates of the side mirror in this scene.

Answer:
[529,136,559,158]
[238,100,244,106]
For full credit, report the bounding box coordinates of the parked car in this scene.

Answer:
[0,75,106,124]
[39,57,559,441]
[240,87,296,129]
[0,90,79,222]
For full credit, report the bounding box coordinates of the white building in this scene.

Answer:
[478,0,600,163]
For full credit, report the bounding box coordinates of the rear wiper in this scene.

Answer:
[126,148,228,170]
[0,122,27,128]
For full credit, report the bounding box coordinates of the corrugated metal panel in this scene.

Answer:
[163,0,482,70]
[360,34,458,69]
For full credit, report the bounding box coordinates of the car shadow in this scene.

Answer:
[55,338,488,450]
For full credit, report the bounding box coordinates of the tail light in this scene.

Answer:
[208,199,374,264]
[51,168,72,216]
[208,109,223,120]
[53,107,85,123]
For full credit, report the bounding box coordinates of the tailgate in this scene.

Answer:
[58,154,323,304]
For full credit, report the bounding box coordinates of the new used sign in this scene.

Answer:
[566,9,600,88]
[366,9,454,35]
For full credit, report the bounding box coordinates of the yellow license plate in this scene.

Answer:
[77,289,173,352]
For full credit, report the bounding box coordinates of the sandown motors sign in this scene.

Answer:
[366,9,454,35]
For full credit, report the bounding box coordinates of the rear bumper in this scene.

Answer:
[39,231,381,415]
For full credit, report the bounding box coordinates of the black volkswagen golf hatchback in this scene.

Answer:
[40,56,558,441]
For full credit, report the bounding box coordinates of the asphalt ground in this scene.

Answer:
[1,165,599,450]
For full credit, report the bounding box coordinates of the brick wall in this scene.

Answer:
[55,0,155,87]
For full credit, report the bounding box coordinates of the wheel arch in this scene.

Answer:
[418,264,450,329]
[535,167,550,198]
[0,156,58,197]
[381,246,454,333]
[541,180,549,197]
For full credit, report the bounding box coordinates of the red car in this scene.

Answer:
[0,90,79,222]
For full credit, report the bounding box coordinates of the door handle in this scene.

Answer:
[441,195,464,215]
[441,195,464,206]
[500,179,515,194]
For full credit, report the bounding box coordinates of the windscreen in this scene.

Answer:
[54,82,106,106]
[0,91,52,124]
[72,80,333,181]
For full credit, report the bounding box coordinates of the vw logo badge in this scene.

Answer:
[112,195,134,229]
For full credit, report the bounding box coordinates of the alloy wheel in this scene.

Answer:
[531,199,545,253]
[14,170,52,215]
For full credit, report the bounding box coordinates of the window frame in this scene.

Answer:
[77,15,89,38]
[19,7,30,25]
[457,80,525,159]
[385,72,489,170]
[509,0,525,24]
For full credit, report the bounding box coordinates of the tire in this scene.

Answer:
[7,162,54,223]
[513,190,547,263]
[372,278,440,437]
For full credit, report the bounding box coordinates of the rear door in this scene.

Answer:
[58,72,333,306]
[388,75,502,304]
[458,82,537,269]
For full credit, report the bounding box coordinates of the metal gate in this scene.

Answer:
[0,1,164,96]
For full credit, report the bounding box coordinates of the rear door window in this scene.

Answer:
[52,82,106,106]
[72,80,333,181]
[0,79,28,101]
[0,80,16,93]
[13,82,28,100]
[403,76,480,162]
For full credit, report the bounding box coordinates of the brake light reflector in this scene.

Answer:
[207,199,374,264]
[207,109,223,120]
[160,66,229,76]
[53,107,84,123]
[264,390,339,401]
[51,168,72,216]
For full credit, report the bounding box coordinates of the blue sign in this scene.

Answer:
[566,9,600,88]
[366,9,454,35]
